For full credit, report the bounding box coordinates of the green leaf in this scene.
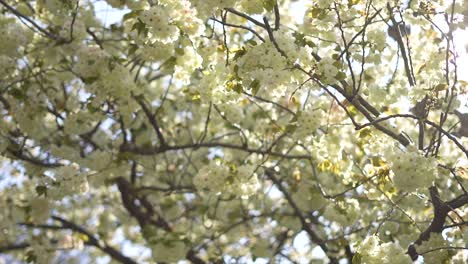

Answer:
[348,0,361,8]
[434,83,448,92]
[358,128,372,139]
[10,88,25,100]
[232,83,243,94]
[75,233,89,242]
[132,19,147,36]
[35,185,47,196]
[250,79,261,95]
[285,123,297,133]
[128,44,138,56]
[335,71,347,81]
[294,32,316,48]
[309,8,320,19]
[82,76,99,84]
[160,56,177,73]
[332,60,343,68]
[245,39,258,46]
[262,0,276,12]
[123,10,141,21]
[233,48,247,61]
[352,253,362,264]
[175,47,185,56]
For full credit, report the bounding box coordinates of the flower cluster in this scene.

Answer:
[323,198,360,226]
[139,6,179,44]
[29,234,54,263]
[140,42,174,62]
[235,42,290,95]
[163,0,205,37]
[139,0,205,44]
[217,103,245,124]
[194,162,259,198]
[0,18,28,57]
[294,108,325,139]
[73,45,109,78]
[317,57,340,85]
[355,235,412,264]
[174,46,203,84]
[0,55,16,78]
[191,0,237,18]
[229,164,260,198]
[41,165,89,200]
[29,197,50,223]
[193,161,230,194]
[64,112,100,135]
[151,241,187,263]
[292,183,328,211]
[415,233,450,264]
[386,147,438,192]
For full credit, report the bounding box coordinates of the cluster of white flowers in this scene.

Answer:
[74,45,109,78]
[294,108,325,139]
[29,234,55,263]
[193,161,230,194]
[44,0,77,14]
[139,0,204,44]
[151,241,187,263]
[415,233,450,264]
[317,0,335,8]
[273,29,314,63]
[96,64,138,99]
[0,55,16,78]
[194,162,259,198]
[12,106,50,140]
[291,183,328,211]
[164,0,205,37]
[139,6,179,44]
[323,198,360,226]
[366,26,387,52]
[42,165,89,200]
[317,57,339,85]
[237,0,264,14]
[29,197,50,223]
[74,44,139,100]
[64,112,100,135]
[191,0,237,18]
[140,42,174,62]
[235,42,290,95]
[356,235,412,264]
[217,103,245,124]
[0,193,25,231]
[229,164,260,199]
[386,147,438,192]
[408,83,430,103]
[174,46,203,84]
[237,42,286,72]
[59,17,87,40]
[0,19,28,57]
[198,67,230,103]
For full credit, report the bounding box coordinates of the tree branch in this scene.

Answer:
[407,187,468,260]
[0,0,63,41]
[52,216,138,264]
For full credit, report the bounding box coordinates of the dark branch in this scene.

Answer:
[52,215,138,264]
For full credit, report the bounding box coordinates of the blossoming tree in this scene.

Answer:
[0,0,467,263]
